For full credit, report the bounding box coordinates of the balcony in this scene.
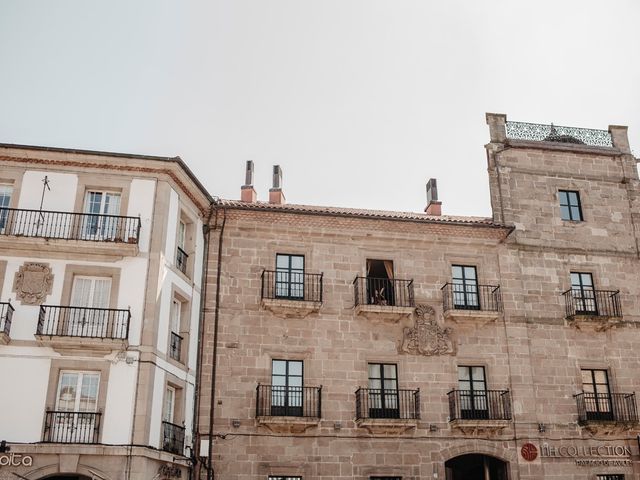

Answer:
[42,410,101,444]
[176,246,188,275]
[0,301,14,345]
[260,270,323,318]
[441,283,502,323]
[505,121,613,148]
[563,289,622,330]
[575,392,638,430]
[256,384,321,432]
[36,305,130,353]
[162,421,185,455]
[0,207,140,257]
[169,331,183,362]
[353,277,415,321]
[355,387,419,433]
[448,389,512,433]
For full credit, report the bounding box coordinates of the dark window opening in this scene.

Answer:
[366,259,395,306]
[559,190,583,221]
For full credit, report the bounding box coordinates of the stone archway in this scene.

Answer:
[39,476,93,480]
[445,454,508,480]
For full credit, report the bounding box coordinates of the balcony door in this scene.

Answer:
[275,254,305,300]
[366,259,395,306]
[571,272,598,315]
[458,366,488,419]
[69,276,111,337]
[53,371,100,443]
[582,369,613,421]
[452,265,479,310]
[271,360,303,416]
[368,363,399,418]
[0,185,12,233]
[82,191,121,240]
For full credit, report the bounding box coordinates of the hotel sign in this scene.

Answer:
[0,453,33,467]
[539,443,633,467]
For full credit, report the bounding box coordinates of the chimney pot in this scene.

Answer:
[269,165,286,204]
[240,160,257,203]
[425,178,442,215]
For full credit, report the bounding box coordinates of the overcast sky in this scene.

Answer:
[1,1,638,217]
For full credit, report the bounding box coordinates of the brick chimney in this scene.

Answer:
[240,160,257,203]
[269,165,286,204]
[425,178,441,215]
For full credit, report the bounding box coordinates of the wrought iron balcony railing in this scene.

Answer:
[562,289,622,318]
[575,392,638,424]
[37,305,130,339]
[176,246,188,274]
[169,331,183,362]
[0,207,140,243]
[261,270,323,302]
[256,384,322,418]
[353,277,414,308]
[441,283,502,312]
[355,387,420,420]
[505,121,613,147]
[0,301,14,336]
[162,421,185,455]
[448,389,512,421]
[43,410,101,443]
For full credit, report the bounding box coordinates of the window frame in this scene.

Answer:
[275,253,305,300]
[367,363,399,418]
[457,365,488,419]
[271,359,304,416]
[55,370,101,413]
[581,368,613,421]
[570,272,598,315]
[451,265,480,310]
[558,190,583,221]
[0,184,13,233]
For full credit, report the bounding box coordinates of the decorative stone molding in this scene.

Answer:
[354,304,414,322]
[355,417,418,435]
[400,305,454,356]
[567,315,623,332]
[13,262,54,305]
[449,419,511,435]
[261,298,321,318]
[443,308,502,325]
[581,421,639,436]
[256,416,320,433]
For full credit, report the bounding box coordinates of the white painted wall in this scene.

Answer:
[128,178,156,253]
[148,367,165,449]
[18,171,77,212]
[101,358,138,444]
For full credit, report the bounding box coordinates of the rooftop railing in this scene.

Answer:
[575,392,638,424]
[353,277,415,308]
[261,270,323,302]
[562,289,622,318]
[505,121,613,147]
[0,301,14,337]
[37,305,130,339]
[355,387,420,420]
[448,389,512,421]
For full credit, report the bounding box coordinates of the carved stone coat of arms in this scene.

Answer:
[400,304,454,356]
[13,262,54,305]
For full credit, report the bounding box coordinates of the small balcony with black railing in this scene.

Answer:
[42,410,102,444]
[355,387,420,433]
[169,331,183,363]
[0,207,141,256]
[441,283,503,323]
[563,289,622,330]
[176,246,189,275]
[0,301,15,345]
[575,392,638,430]
[353,276,415,321]
[256,384,322,432]
[448,389,512,432]
[162,421,186,455]
[260,270,323,317]
[36,305,130,352]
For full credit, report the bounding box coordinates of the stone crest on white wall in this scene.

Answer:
[13,262,54,305]
[401,304,454,356]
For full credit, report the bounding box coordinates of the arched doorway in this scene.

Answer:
[40,475,92,480]
[445,454,508,480]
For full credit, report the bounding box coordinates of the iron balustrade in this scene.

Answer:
[441,283,502,312]
[43,410,101,443]
[37,305,130,339]
[162,421,185,455]
[0,301,14,336]
[448,389,512,421]
[169,331,183,362]
[176,246,188,274]
[505,121,613,147]
[355,387,420,420]
[574,392,638,424]
[562,289,622,318]
[256,384,322,418]
[0,207,140,243]
[261,270,323,302]
[353,277,414,308]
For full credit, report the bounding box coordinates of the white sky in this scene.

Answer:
[1,1,638,217]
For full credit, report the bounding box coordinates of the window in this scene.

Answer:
[271,360,303,416]
[581,369,613,421]
[268,477,302,480]
[275,254,305,299]
[370,478,402,480]
[163,385,176,424]
[559,190,583,221]
[365,259,395,305]
[0,185,12,232]
[570,272,597,314]
[368,363,399,418]
[451,265,479,309]
[597,475,624,480]
[176,219,189,274]
[51,371,100,443]
[82,191,121,240]
[169,299,183,362]
[458,366,488,419]
[69,276,112,337]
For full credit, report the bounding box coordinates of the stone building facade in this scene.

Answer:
[197,115,640,480]
[0,144,211,480]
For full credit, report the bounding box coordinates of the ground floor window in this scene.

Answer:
[370,477,402,480]
[268,477,302,480]
[597,475,624,480]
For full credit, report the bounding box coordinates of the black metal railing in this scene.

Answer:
[169,331,183,362]
[261,270,323,302]
[0,207,140,243]
[37,305,130,339]
[505,121,613,147]
[441,283,502,312]
[256,384,322,418]
[563,289,622,318]
[353,277,414,308]
[162,421,185,455]
[448,390,512,421]
[355,388,420,420]
[575,392,638,424]
[43,410,101,443]
[0,301,14,336]
[176,246,188,274]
